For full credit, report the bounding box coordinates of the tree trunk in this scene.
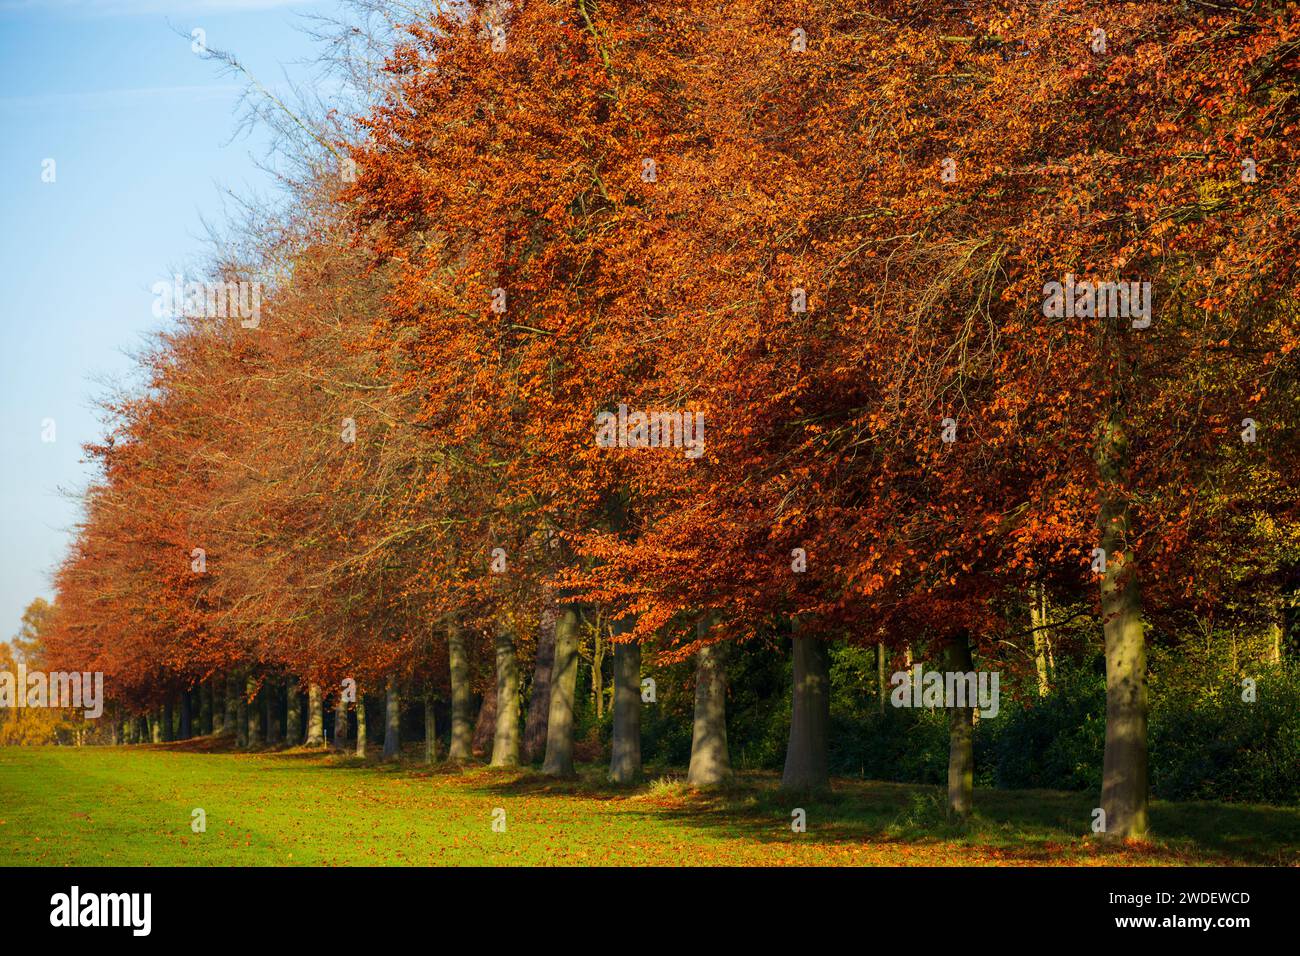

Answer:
[781,622,830,792]
[471,687,496,756]
[945,631,975,820]
[687,619,731,787]
[225,672,240,735]
[1269,604,1284,664]
[355,694,367,758]
[542,604,581,777]
[592,623,605,718]
[212,678,225,735]
[334,690,350,749]
[161,698,174,742]
[490,627,521,767]
[522,600,558,763]
[1283,577,1299,660]
[285,679,302,744]
[877,642,887,714]
[448,623,474,762]
[1030,582,1053,696]
[383,678,401,760]
[235,686,248,747]
[265,679,282,745]
[1097,411,1149,841]
[305,683,325,746]
[199,681,213,735]
[150,709,163,744]
[245,676,261,748]
[179,689,193,740]
[608,617,642,784]
[424,692,439,763]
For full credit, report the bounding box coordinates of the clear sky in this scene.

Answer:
[0,0,341,642]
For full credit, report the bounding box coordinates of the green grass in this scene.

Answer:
[2,742,1297,866]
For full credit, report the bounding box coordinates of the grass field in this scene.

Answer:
[2,743,1297,866]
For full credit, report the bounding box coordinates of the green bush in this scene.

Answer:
[990,663,1106,792]
[1151,663,1300,804]
[598,635,1300,805]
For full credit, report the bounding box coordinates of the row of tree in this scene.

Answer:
[40,0,1300,839]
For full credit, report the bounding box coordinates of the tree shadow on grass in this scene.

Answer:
[236,752,1300,865]
[457,764,1300,865]
[140,736,335,757]
[147,736,444,766]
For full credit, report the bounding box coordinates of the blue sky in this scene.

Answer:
[0,0,341,641]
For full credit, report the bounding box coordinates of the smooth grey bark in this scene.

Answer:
[687,620,731,788]
[285,679,302,744]
[150,709,163,744]
[355,693,367,758]
[265,679,282,745]
[608,617,642,784]
[224,672,240,734]
[781,624,830,792]
[490,627,521,767]
[198,681,213,736]
[944,631,975,820]
[542,604,581,777]
[235,685,248,748]
[305,683,325,746]
[383,679,401,760]
[447,623,474,762]
[592,625,605,718]
[212,678,225,736]
[1268,587,1289,660]
[877,642,887,714]
[245,676,262,747]
[522,599,558,763]
[471,686,496,756]
[334,690,350,749]
[1097,410,1149,841]
[1030,582,1053,696]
